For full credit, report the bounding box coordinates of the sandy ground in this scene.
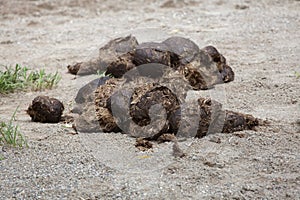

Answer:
[0,0,300,199]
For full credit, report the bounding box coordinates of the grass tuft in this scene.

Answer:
[0,64,26,93]
[26,68,61,91]
[0,64,61,94]
[0,108,28,148]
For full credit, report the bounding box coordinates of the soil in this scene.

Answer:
[0,0,299,199]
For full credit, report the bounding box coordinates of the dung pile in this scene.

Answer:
[70,35,258,144]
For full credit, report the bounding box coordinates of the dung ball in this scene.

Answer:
[27,96,64,123]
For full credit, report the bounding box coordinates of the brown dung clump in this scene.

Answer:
[222,111,259,133]
[68,35,139,75]
[105,53,135,78]
[94,77,182,139]
[202,45,235,83]
[162,36,200,65]
[129,83,180,139]
[175,97,259,138]
[132,42,180,69]
[94,78,122,133]
[27,96,64,123]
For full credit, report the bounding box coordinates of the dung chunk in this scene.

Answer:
[202,46,224,63]
[75,77,110,105]
[129,83,181,139]
[74,102,103,133]
[102,35,139,54]
[95,79,181,138]
[95,79,122,132]
[195,97,259,137]
[105,53,135,78]
[179,65,209,90]
[202,46,234,83]
[221,64,235,83]
[135,137,153,151]
[72,76,110,115]
[76,35,139,76]
[222,111,259,133]
[178,50,222,90]
[96,107,121,133]
[133,42,180,69]
[163,36,200,64]
[195,97,224,138]
[27,96,64,123]
[67,62,81,75]
[177,97,259,138]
